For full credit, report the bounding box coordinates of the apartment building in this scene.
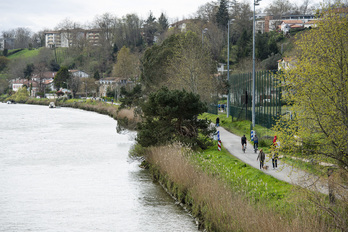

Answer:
[45,29,101,48]
[0,37,15,50]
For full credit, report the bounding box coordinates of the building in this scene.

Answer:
[69,70,89,78]
[98,77,130,97]
[11,79,39,96]
[278,57,296,71]
[45,29,101,48]
[0,37,15,50]
[256,14,316,33]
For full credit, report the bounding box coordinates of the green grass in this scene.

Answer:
[7,48,41,59]
[191,145,295,210]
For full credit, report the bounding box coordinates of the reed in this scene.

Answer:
[144,144,332,232]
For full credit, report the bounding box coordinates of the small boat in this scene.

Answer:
[49,102,56,108]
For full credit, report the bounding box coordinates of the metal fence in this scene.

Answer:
[228,70,282,129]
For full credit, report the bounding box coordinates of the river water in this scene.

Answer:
[0,103,198,232]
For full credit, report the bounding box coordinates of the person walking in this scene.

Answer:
[272,136,279,169]
[273,135,277,147]
[257,149,265,169]
[253,134,259,152]
[272,152,278,169]
[216,117,220,127]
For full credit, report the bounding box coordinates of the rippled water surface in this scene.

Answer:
[0,103,198,232]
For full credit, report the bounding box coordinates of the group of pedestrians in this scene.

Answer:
[218,104,225,112]
[240,134,279,170]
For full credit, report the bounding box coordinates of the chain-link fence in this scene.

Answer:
[228,70,282,129]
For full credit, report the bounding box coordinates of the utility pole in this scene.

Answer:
[227,19,234,118]
[252,0,261,128]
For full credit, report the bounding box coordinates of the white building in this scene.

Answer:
[45,29,101,48]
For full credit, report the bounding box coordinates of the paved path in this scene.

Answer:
[217,126,329,194]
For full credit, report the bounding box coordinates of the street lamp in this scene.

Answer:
[252,0,261,128]
[227,19,235,118]
[202,28,208,46]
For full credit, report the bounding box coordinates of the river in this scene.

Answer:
[0,103,198,232]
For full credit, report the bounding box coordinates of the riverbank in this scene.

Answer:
[7,97,345,231]
[24,97,139,130]
[141,143,340,232]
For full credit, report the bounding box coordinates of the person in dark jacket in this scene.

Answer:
[241,135,247,150]
[257,149,266,169]
[253,134,259,151]
[216,117,220,127]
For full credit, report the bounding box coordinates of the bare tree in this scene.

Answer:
[299,0,310,14]
[56,18,83,48]
[264,0,293,17]
[195,1,219,23]
[166,32,216,103]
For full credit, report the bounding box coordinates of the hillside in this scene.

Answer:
[7,48,41,60]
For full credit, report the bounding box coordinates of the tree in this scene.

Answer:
[69,76,81,98]
[143,11,158,46]
[136,87,215,149]
[0,56,10,72]
[196,2,219,23]
[54,66,70,89]
[122,14,143,49]
[158,13,169,34]
[140,34,178,92]
[273,6,348,230]
[236,29,251,60]
[215,0,230,29]
[93,70,100,80]
[13,27,32,49]
[166,32,216,103]
[33,62,48,93]
[23,63,34,95]
[112,46,138,80]
[264,0,293,17]
[119,84,142,109]
[80,77,97,97]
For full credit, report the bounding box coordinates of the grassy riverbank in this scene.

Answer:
[3,96,140,130]
[6,96,345,231]
[142,143,338,232]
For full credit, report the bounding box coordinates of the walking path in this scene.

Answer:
[217,126,329,194]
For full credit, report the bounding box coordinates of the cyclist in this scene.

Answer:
[241,135,247,151]
[253,134,259,153]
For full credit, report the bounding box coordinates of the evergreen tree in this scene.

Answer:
[158,13,169,34]
[236,29,251,60]
[54,66,70,90]
[255,32,269,60]
[137,87,215,149]
[119,84,142,109]
[143,11,158,46]
[93,70,100,80]
[215,0,230,29]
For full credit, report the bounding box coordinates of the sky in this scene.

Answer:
[0,0,323,33]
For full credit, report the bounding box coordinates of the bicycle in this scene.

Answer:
[242,143,247,153]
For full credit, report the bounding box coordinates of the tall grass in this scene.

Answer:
[143,144,332,232]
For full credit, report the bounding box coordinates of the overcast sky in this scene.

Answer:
[0,0,323,33]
